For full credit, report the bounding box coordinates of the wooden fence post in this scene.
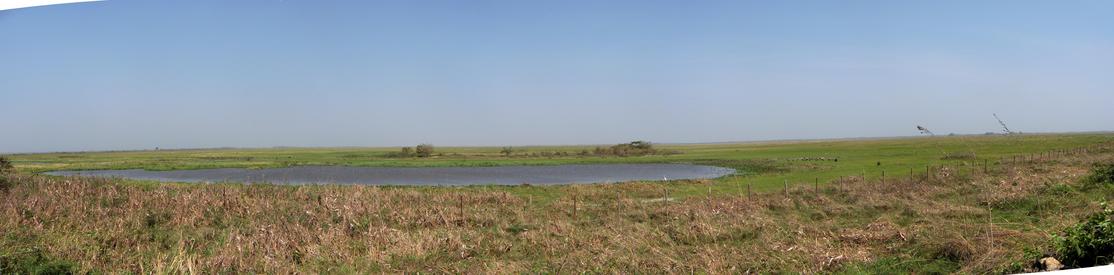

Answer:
[783,179,788,198]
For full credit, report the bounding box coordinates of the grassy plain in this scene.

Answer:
[2,133,1114,273]
[8,133,1114,197]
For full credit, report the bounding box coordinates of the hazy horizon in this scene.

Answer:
[3,1,1113,153]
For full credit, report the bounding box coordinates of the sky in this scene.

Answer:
[2,0,1113,153]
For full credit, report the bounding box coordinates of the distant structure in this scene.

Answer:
[993,113,1015,135]
[916,125,935,136]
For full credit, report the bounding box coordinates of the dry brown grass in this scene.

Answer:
[2,151,1112,273]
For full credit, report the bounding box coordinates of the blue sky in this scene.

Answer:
[2,0,1112,153]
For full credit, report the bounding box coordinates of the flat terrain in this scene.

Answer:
[8,133,1113,197]
[2,133,1113,273]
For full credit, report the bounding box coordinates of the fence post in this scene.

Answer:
[814,177,818,193]
[783,179,788,198]
[881,170,885,185]
[458,194,464,224]
[572,195,577,219]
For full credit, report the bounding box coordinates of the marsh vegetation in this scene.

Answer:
[2,134,1113,273]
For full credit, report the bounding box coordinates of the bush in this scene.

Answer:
[940,151,976,160]
[0,157,12,174]
[593,141,662,157]
[0,176,8,193]
[0,247,77,274]
[1053,203,1114,268]
[385,147,414,158]
[415,144,434,158]
[1084,163,1114,186]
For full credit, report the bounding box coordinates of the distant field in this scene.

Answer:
[8,133,1114,197]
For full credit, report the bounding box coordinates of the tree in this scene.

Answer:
[415,144,434,157]
[501,147,514,157]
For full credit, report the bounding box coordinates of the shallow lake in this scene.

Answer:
[45,164,735,186]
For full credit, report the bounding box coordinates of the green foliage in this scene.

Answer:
[940,151,976,160]
[1084,163,1114,186]
[0,247,76,275]
[0,157,12,173]
[1054,203,1114,267]
[0,157,12,193]
[0,176,9,194]
[594,141,661,157]
[836,256,959,275]
[386,147,418,158]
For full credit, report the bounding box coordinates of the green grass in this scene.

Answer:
[2,133,1114,273]
[8,133,1113,199]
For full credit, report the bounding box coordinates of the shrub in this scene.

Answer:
[0,247,77,274]
[593,141,662,157]
[0,157,12,174]
[1084,163,1114,186]
[415,144,434,158]
[1053,203,1114,268]
[385,147,414,158]
[940,151,976,160]
[0,176,8,193]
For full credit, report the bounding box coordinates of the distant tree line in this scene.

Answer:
[499,141,680,158]
[386,144,435,158]
[593,141,663,157]
[387,141,680,159]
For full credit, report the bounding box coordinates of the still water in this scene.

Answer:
[46,164,735,186]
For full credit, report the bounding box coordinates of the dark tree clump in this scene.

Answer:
[415,144,435,158]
